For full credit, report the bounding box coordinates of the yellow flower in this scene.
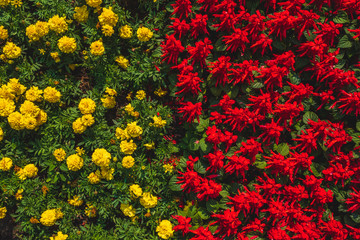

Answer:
[39,49,45,55]
[129,184,142,198]
[43,86,61,103]
[11,0,22,8]
[144,142,155,150]
[150,115,167,128]
[7,78,26,96]
[68,196,83,207]
[8,112,25,130]
[0,26,8,40]
[57,36,77,53]
[78,98,96,114]
[3,42,21,59]
[0,157,12,171]
[90,40,105,56]
[74,5,89,23]
[98,7,118,27]
[30,217,39,224]
[50,52,61,63]
[76,147,85,156]
[72,118,86,134]
[15,189,23,200]
[25,86,43,102]
[125,122,143,138]
[50,231,68,240]
[36,109,47,126]
[122,155,135,168]
[105,87,117,96]
[120,140,137,155]
[40,209,63,226]
[81,114,95,127]
[20,100,40,117]
[154,87,167,97]
[120,203,136,217]
[100,167,114,180]
[163,164,174,173]
[66,154,84,171]
[115,127,130,140]
[85,0,102,8]
[53,148,66,161]
[101,96,116,108]
[115,55,129,69]
[124,103,134,114]
[0,85,14,100]
[135,90,146,100]
[48,15,68,34]
[0,127,3,141]
[101,24,114,36]
[156,220,174,239]
[92,148,111,167]
[0,98,15,117]
[119,25,133,39]
[23,116,38,130]
[0,0,10,6]
[85,204,96,218]
[88,171,101,184]
[26,21,49,42]
[23,164,38,178]
[137,27,153,42]
[0,207,6,219]
[16,168,27,180]
[140,192,158,208]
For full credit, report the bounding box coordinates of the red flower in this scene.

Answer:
[273,102,304,128]
[348,28,360,39]
[251,33,273,55]
[248,89,279,115]
[161,34,184,64]
[178,101,202,123]
[212,7,244,32]
[187,38,213,67]
[235,138,263,163]
[169,18,190,38]
[245,10,266,37]
[211,94,235,111]
[223,28,249,53]
[206,125,224,149]
[190,14,209,39]
[266,10,296,40]
[257,65,288,91]
[190,226,219,240]
[228,187,265,217]
[224,107,264,132]
[292,130,318,154]
[224,155,250,178]
[204,150,224,173]
[319,217,348,240]
[323,162,354,186]
[208,56,232,87]
[267,227,291,240]
[314,21,342,46]
[346,188,360,213]
[171,0,192,19]
[264,151,296,182]
[331,90,360,116]
[229,60,258,85]
[197,0,218,12]
[176,71,203,95]
[177,168,202,193]
[265,51,295,71]
[294,9,320,40]
[258,119,284,145]
[282,82,313,104]
[325,122,352,153]
[172,215,192,236]
[212,208,241,238]
[297,38,328,60]
[254,173,282,197]
[196,178,222,201]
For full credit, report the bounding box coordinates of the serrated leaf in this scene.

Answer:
[333,11,349,24]
[199,138,208,152]
[168,175,182,192]
[275,143,289,156]
[356,122,360,131]
[188,138,200,151]
[194,161,206,174]
[337,35,353,49]
[251,81,264,89]
[303,111,319,124]
[310,163,322,177]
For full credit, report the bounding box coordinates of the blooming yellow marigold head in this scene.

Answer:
[74,5,89,23]
[66,154,84,171]
[90,40,105,56]
[137,27,153,42]
[44,86,61,103]
[92,148,111,167]
[140,192,158,208]
[48,15,68,34]
[78,98,96,114]
[58,36,77,54]
[122,155,135,168]
[53,148,66,161]
[0,26,8,40]
[156,220,174,239]
[3,42,21,59]
[0,157,12,171]
[119,25,133,39]
[120,140,137,155]
[98,7,118,27]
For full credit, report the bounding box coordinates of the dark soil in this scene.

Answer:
[0,213,16,240]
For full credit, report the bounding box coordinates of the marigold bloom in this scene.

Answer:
[0,207,6,219]
[90,40,105,56]
[115,55,129,69]
[0,157,12,171]
[57,36,77,53]
[48,15,68,34]
[140,192,158,208]
[137,27,153,42]
[85,0,101,8]
[0,26,8,40]
[50,231,68,240]
[120,140,137,155]
[53,148,66,161]
[78,98,96,114]
[66,154,83,171]
[119,25,133,39]
[129,184,142,198]
[156,220,174,239]
[98,7,118,27]
[92,148,111,167]
[3,42,21,59]
[74,5,89,23]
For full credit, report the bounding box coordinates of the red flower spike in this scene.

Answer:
[178,101,202,123]
[187,38,213,68]
[224,155,250,178]
[204,150,224,173]
[223,28,249,53]
[169,18,190,39]
[229,60,258,85]
[256,65,288,92]
[190,14,209,39]
[175,71,203,96]
[331,90,360,116]
[258,119,284,145]
[161,34,184,64]
[208,56,232,87]
[171,0,192,20]
[211,207,241,238]
[266,10,296,40]
[251,34,273,55]
[190,226,220,240]
[314,21,342,46]
[172,215,192,236]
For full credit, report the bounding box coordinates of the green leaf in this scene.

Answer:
[199,138,208,152]
[275,143,290,156]
[310,163,322,178]
[333,11,349,24]
[337,35,353,49]
[210,87,222,97]
[251,81,264,89]
[188,138,200,151]
[356,122,360,132]
[303,111,319,124]
[168,175,182,192]
[193,161,206,174]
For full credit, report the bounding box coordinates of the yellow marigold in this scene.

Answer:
[137,27,153,42]
[36,109,47,126]
[0,26,8,40]
[0,0,10,6]
[16,168,27,180]
[135,90,146,100]
[15,189,23,200]
[156,220,174,239]
[76,147,85,156]
[115,127,130,140]
[66,154,84,171]
[8,111,25,130]
[122,155,135,168]
[154,87,167,97]
[115,55,129,69]
[74,5,89,23]
[0,85,15,100]
[85,204,96,218]
[0,207,6,219]
[3,42,21,59]
[129,184,142,198]
[23,116,38,130]
[125,122,143,138]
[25,25,38,41]
[101,96,116,108]
[68,196,83,207]
[57,36,77,53]
[101,24,114,36]
[30,217,39,224]
[98,7,118,27]
[150,115,167,128]
[105,87,117,96]
[85,0,101,8]
[100,167,114,180]
[7,78,26,96]
[81,114,95,127]
[50,231,68,240]
[53,148,66,161]
[124,103,134,114]
[35,21,49,38]
[23,164,38,178]
[144,142,155,150]
[90,40,105,56]
[48,15,68,34]
[50,52,60,63]
[140,192,158,208]
[0,127,3,141]
[20,100,40,117]
[0,98,15,117]
[120,203,135,217]
[120,140,137,155]
[25,86,43,102]
[163,164,174,173]
[88,171,101,184]
[0,157,12,171]
[119,25,133,39]
[78,98,96,114]
[92,148,111,167]
[72,118,86,134]
[40,209,62,226]
[43,86,61,103]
